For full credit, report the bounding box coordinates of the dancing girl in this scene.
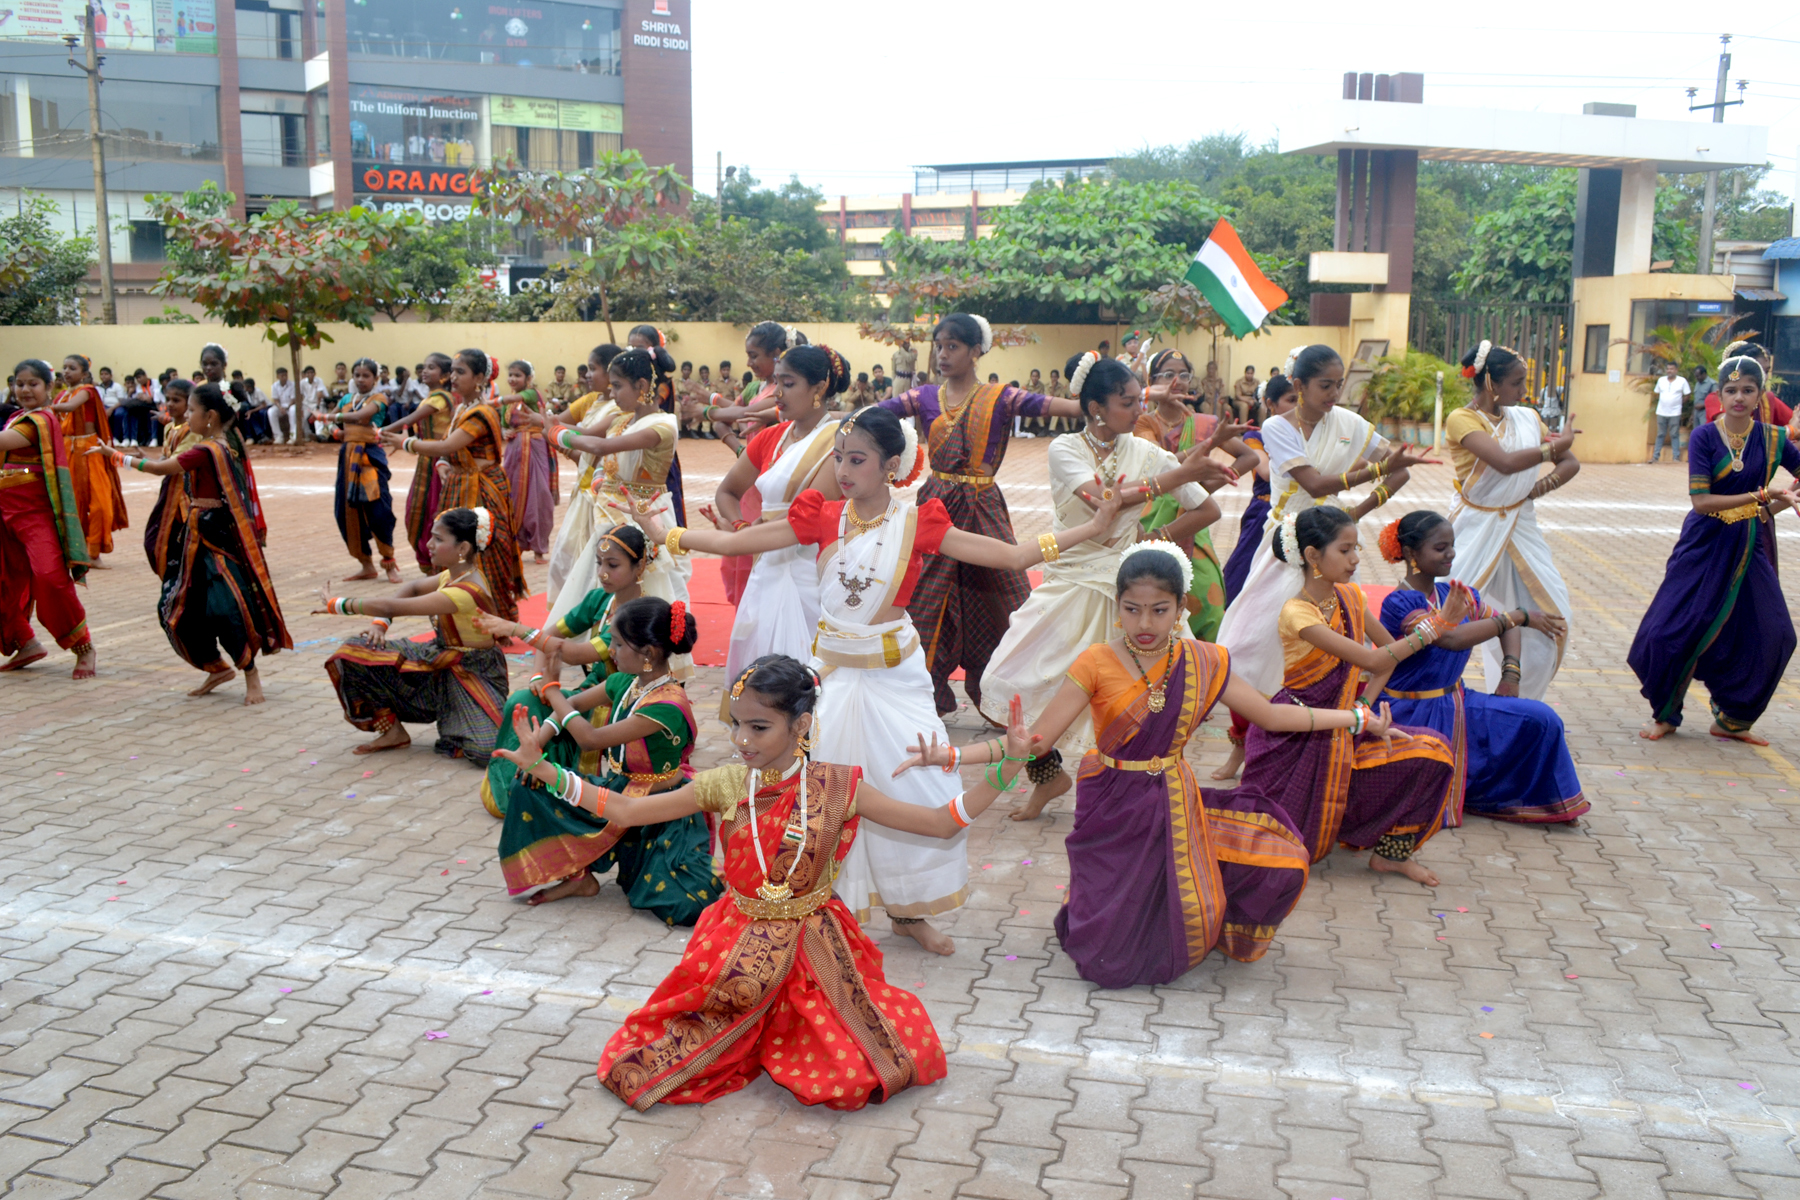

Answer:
[1379,511,1586,824]
[498,359,554,562]
[379,349,523,621]
[1239,506,1457,886]
[0,359,94,678]
[1631,352,1800,744]
[1220,372,1297,603]
[543,344,621,599]
[319,506,509,761]
[51,353,126,567]
[880,313,1083,715]
[982,352,1230,820]
[1213,344,1433,779]
[492,596,714,922]
[324,357,402,583]
[1444,340,1580,699]
[382,352,457,573]
[640,406,1126,955]
[120,382,289,704]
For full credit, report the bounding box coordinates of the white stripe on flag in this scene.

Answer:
[1195,240,1269,327]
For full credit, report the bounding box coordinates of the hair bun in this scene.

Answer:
[1378,519,1404,564]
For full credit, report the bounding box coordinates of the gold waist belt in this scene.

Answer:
[1712,502,1762,524]
[1094,750,1184,776]
[932,469,996,489]
[731,871,837,920]
[596,481,664,500]
[1385,684,1455,699]
[812,625,915,670]
[0,471,42,491]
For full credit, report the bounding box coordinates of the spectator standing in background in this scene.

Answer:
[302,365,334,441]
[1692,366,1716,425]
[269,367,300,443]
[1232,365,1259,422]
[1650,361,1690,464]
[870,365,891,402]
[99,366,130,443]
[1537,378,1564,434]
[892,338,917,395]
[1197,360,1224,415]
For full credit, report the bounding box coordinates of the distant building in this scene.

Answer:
[817,157,1110,291]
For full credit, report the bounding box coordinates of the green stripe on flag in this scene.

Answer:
[1183,256,1257,338]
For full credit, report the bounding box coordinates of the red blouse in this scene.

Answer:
[744,421,791,474]
[786,490,952,608]
[178,446,223,501]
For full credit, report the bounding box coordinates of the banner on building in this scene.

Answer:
[2,0,160,51]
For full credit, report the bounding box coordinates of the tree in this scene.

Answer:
[0,194,95,325]
[148,196,415,386]
[882,178,1233,326]
[474,150,691,340]
[1452,173,1695,303]
[372,220,488,321]
[1661,165,1794,250]
[608,205,852,324]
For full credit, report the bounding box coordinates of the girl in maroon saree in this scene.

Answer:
[906,542,1404,989]
[1240,506,1458,886]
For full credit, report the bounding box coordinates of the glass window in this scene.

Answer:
[310,88,330,164]
[1582,324,1610,374]
[491,124,618,170]
[129,219,167,262]
[1627,299,1735,374]
[346,0,619,73]
[349,85,481,165]
[0,73,218,161]
[241,111,304,166]
[236,0,301,59]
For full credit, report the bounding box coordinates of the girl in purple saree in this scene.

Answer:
[1240,506,1458,887]
[906,542,1406,989]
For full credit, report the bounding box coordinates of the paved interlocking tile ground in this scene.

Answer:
[2,434,1798,1199]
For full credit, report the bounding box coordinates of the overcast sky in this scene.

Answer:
[690,0,1800,208]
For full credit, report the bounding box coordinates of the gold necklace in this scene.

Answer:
[1307,586,1340,625]
[1082,425,1120,476]
[1720,418,1751,471]
[844,500,889,537]
[1125,637,1178,713]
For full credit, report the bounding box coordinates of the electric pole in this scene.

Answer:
[64,6,115,324]
[1689,34,1744,276]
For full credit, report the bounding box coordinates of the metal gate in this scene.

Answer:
[1409,300,1574,400]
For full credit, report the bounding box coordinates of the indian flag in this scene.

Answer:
[1183,220,1288,338]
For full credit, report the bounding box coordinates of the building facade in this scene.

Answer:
[1,0,691,318]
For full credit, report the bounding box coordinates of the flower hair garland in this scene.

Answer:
[1378,519,1405,564]
[1282,347,1300,377]
[1277,512,1302,569]
[471,506,493,550]
[1068,351,1100,397]
[970,314,994,354]
[1462,339,1492,380]
[1120,539,1193,597]
[895,414,925,486]
[668,600,687,642]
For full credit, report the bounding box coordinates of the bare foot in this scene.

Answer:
[353,725,411,754]
[533,553,547,564]
[0,639,47,672]
[383,562,402,584]
[344,564,379,581]
[526,872,599,905]
[189,667,236,696]
[71,644,97,680]
[88,556,109,570]
[1369,854,1439,887]
[892,919,955,956]
[1639,721,1677,741]
[1709,723,1769,746]
[1010,769,1070,821]
[242,668,264,706]
[1211,741,1245,781]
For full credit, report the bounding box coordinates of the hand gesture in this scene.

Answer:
[1003,693,1045,764]
[1183,453,1238,492]
[378,429,405,451]
[311,584,333,615]
[697,502,730,532]
[1361,700,1397,743]
[1205,416,1254,449]
[1386,443,1441,471]
[1550,427,1582,459]
[1438,579,1474,625]
[1089,473,1131,527]
[1494,677,1520,699]
[1526,610,1567,639]
[634,505,668,543]
[894,731,951,775]
[473,612,516,638]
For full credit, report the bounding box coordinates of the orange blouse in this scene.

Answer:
[1066,640,1203,734]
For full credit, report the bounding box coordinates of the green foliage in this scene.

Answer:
[141,304,199,325]
[1621,314,1756,398]
[371,220,490,321]
[1362,349,1469,422]
[1452,174,1695,303]
[0,194,95,326]
[1661,165,1795,247]
[718,168,834,255]
[882,178,1233,327]
[148,195,414,382]
[475,150,691,337]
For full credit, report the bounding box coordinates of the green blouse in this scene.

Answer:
[555,587,618,691]
[592,671,695,793]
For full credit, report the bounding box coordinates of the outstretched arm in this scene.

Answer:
[939,482,1132,571]
[491,711,704,825]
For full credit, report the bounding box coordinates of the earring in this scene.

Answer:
[796,728,813,755]
[886,472,896,484]
[1312,565,1323,579]
[1113,617,1122,628]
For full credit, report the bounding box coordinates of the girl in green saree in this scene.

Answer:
[494,595,718,924]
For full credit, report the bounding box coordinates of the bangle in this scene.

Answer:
[368,616,391,632]
[1540,442,1554,462]
[542,715,563,737]
[1349,706,1365,736]
[948,793,972,829]
[1299,702,1314,732]
[556,427,580,452]
[1370,484,1390,507]
[1340,471,1352,492]
[666,527,689,557]
[942,744,960,773]
[731,519,751,531]
[325,596,349,616]
[1038,532,1061,564]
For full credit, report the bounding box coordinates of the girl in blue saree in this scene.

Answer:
[1378,511,1586,825]
[1631,354,1800,744]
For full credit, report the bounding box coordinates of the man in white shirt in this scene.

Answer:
[269,367,300,444]
[1650,362,1691,464]
[299,365,332,441]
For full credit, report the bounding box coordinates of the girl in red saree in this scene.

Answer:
[909,543,1400,989]
[380,349,524,622]
[118,383,290,705]
[1240,506,1460,886]
[51,353,127,566]
[0,359,94,678]
[491,654,1024,1110]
